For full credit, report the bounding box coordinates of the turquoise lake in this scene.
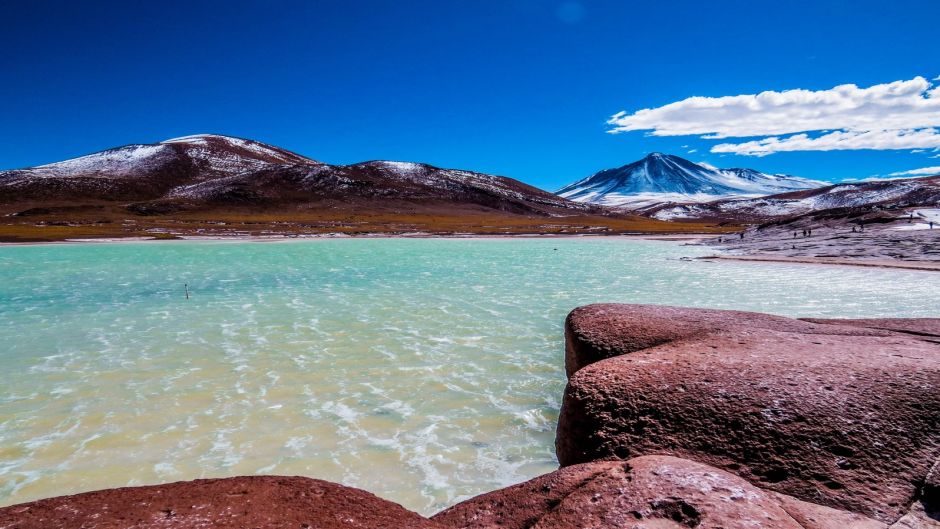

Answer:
[1,237,938,514]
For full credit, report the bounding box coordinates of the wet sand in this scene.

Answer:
[700,254,940,272]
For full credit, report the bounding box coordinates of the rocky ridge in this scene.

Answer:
[0,135,697,241]
[649,175,940,222]
[0,134,595,217]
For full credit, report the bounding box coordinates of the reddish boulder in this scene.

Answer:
[800,317,940,341]
[433,455,885,529]
[556,304,940,523]
[771,493,886,529]
[889,462,940,528]
[562,304,896,377]
[0,475,445,529]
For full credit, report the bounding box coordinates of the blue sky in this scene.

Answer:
[1,0,938,190]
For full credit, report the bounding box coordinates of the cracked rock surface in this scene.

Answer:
[434,456,887,529]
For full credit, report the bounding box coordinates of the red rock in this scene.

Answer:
[556,304,940,523]
[889,462,940,528]
[433,455,885,529]
[801,317,940,341]
[562,304,896,377]
[0,475,445,529]
[771,493,886,529]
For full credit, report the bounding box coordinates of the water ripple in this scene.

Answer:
[0,238,937,514]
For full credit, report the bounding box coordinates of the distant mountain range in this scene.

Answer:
[4,137,938,241]
[557,153,825,209]
[0,134,595,217]
[647,175,940,222]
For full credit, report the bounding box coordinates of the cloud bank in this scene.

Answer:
[608,77,940,156]
[887,165,940,177]
[712,128,940,156]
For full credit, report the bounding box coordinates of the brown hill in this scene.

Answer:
[0,135,722,241]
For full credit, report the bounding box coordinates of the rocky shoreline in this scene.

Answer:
[1,304,937,528]
[703,207,940,271]
[699,254,940,272]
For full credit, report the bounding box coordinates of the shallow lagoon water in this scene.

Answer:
[1,237,938,514]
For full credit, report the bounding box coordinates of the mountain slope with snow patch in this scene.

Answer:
[648,175,940,222]
[557,153,824,208]
[0,135,597,217]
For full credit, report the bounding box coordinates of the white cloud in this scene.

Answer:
[886,166,940,177]
[607,76,940,156]
[845,174,932,182]
[687,148,697,153]
[712,128,940,156]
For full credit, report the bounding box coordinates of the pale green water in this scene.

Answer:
[1,238,938,514]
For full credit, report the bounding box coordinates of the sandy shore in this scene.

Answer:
[700,254,940,272]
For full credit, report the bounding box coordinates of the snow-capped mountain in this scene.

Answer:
[0,134,594,216]
[648,175,940,222]
[557,153,825,208]
[0,134,319,201]
[7,134,315,180]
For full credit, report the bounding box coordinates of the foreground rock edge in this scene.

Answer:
[559,303,940,524]
[0,475,446,529]
[0,459,891,529]
[433,456,888,529]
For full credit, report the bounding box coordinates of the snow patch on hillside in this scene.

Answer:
[651,178,940,220]
[891,209,940,230]
[357,161,584,211]
[28,145,170,178]
[161,135,313,176]
[558,153,825,208]
[162,134,214,145]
